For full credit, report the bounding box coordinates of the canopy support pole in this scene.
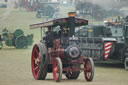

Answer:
[40,27,42,39]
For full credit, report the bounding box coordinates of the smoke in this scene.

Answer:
[0,0,17,22]
[77,0,119,10]
[77,0,128,16]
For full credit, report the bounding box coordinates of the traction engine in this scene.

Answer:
[30,12,95,82]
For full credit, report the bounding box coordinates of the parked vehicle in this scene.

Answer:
[0,28,33,49]
[36,2,59,18]
[76,16,128,70]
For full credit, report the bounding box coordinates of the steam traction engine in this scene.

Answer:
[36,2,59,18]
[30,12,94,82]
[0,28,33,49]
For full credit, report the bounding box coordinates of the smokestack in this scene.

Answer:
[68,12,76,37]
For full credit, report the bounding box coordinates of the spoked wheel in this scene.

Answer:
[65,65,80,79]
[0,42,3,49]
[84,57,94,81]
[15,35,28,49]
[31,43,48,80]
[52,57,62,82]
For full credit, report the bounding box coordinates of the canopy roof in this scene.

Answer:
[30,17,88,29]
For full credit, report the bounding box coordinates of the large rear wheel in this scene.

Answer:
[52,57,62,82]
[15,35,28,49]
[31,43,48,80]
[84,57,94,81]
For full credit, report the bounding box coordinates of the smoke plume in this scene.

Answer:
[77,0,120,10]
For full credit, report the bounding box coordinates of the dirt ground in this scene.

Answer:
[0,46,128,85]
[0,8,128,85]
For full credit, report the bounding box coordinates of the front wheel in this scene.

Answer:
[52,57,63,82]
[84,57,94,81]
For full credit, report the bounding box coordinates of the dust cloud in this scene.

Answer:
[0,0,17,22]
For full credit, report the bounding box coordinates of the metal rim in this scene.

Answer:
[52,58,62,82]
[84,60,91,80]
[84,58,94,81]
[31,44,41,79]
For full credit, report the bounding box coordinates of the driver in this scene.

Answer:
[58,26,70,45]
[58,26,69,37]
[45,26,55,47]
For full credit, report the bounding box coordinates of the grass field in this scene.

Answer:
[0,8,128,85]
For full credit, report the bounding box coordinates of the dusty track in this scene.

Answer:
[0,46,128,85]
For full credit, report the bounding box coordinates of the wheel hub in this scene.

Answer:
[35,58,40,65]
[54,67,58,73]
